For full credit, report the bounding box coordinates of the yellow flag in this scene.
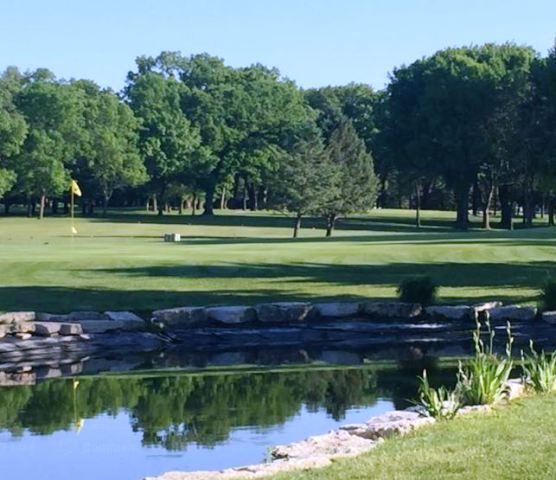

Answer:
[70,179,82,197]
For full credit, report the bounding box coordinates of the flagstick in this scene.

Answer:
[70,188,74,237]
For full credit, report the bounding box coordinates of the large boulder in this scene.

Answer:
[489,305,537,322]
[0,311,35,323]
[255,302,312,323]
[36,311,108,322]
[312,302,360,319]
[59,323,84,335]
[205,306,257,325]
[541,311,556,324]
[152,306,207,328]
[271,430,376,461]
[33,322,62,336]
[425,305,474,321]
[341,410,434,440]
[473,301,503,319]
[105,311,145,329]
[77,320,125,334]
[360,302,422,319]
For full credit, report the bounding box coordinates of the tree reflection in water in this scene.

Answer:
[0,365,452,451]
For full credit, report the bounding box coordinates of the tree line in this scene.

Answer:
[1,43,556,234]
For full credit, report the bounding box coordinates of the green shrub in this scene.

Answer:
[457,320,513,406]
[397,275,438,306]
[418,370,461,420]
[540,279,556,310]
[521,340,556,393]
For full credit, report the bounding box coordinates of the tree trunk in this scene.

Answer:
[153,194,158,215]
[549,196,555,226]
[203,183,215,216]
[192,193,197,216]
[242,184,248,211]
[471,177,480,216]
[38,195,46,219]
[499,185,513,230]
[482,184,494,230]
[293,213,302,238]
[4,200,10,215]
[220,187,226,210]
[51,199,58,214]
[325,213,337,237]
[248,183,258,211]
[63,199,69,214]
[455,184,470,230]
[415,183,421,229]
[102,195,110,217]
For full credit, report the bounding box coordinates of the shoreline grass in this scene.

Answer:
[273,394,556,480]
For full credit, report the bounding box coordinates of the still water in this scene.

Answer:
[0,362,451,480]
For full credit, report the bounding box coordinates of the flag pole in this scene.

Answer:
[70,186,74,236]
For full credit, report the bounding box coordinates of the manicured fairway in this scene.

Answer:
[0,208,554,312]
[273,394,556,480]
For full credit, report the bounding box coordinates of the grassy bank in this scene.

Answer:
[0,208,554,312]
[274,394,556,480]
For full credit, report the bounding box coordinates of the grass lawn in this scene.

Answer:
[273,394,556,480]
[0,208,555,312]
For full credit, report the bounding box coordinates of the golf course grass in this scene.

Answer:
[272,393,556,480]
[0,208,554,313]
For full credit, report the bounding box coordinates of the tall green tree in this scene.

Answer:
[271,134,338,237]
[13,73,81,218]
[321,119,378,236]
[125,67,200,215]
[72,81,147,215]
[0,69,27,200]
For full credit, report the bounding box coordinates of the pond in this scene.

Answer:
[0,357,455,480]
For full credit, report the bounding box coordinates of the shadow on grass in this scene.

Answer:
[0,285,535,314]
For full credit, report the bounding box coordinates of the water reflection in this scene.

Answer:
[0,363,456,479]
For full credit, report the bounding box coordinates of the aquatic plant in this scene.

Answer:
[456,320,513,406]
[521,340,556,393]
[418,370,461,420]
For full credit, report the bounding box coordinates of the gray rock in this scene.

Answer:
[341,410,434,440]
[0,311,35,323]
[489,305,537,322]
[0,325,8,338]
[360,302,422,319]
[206,306,257,324]
[425,305,474,320]
[541,311,556,324]
[33,322,62,336]
[504,378,526,400]
[16,322,36,334]
[15,333,32,340]
[59,323,84,335]
[255,302,312,323]
[312,302,361,318]
[77,320,125,333]
[35,312,69,322]
[152,306,207,328]
[104,311,145,330]
[457,405,491,416]
[271,430,377,461]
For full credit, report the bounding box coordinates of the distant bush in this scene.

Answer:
[540,279,556,310]
[397,276,438,306]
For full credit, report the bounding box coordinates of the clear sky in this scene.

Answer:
[1,0,555,92]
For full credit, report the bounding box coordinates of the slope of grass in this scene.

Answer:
[273,394,556,480]
[0,208,554,312]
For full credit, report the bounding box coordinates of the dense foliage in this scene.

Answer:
[2,43,556,234]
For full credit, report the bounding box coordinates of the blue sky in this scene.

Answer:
[1,0,555,91]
